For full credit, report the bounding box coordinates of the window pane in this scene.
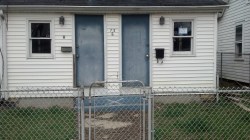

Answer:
[173,38,191,51]
[236,25,242,41]
[32,39,51,53]
[236,43,242,57]
[174,22,192,36]
[31,23,50,38]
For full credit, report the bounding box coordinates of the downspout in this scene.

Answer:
[0,10,4,98]
[0,9,7,99]
[218,0,229,18]
[218,7,226,18]
[216,1,229,90]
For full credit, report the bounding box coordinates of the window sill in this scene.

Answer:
[27,55,54,59]
[170,54,196,57]
[234,58,244,61]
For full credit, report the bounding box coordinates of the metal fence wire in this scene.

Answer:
[217,52,250,87]
[0,87,82,140]
[1,85,250,140]
[152,87,250,140]
[84,80,149,140]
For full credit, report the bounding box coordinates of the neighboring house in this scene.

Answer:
[0,0,227,90]
[218,0,250,84]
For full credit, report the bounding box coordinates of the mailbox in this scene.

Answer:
[155,48,164,59]
[61,47,72,53]
[155,48,165,63]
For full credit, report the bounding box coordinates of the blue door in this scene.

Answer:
[122,15,150,86]
[75,15,104,86]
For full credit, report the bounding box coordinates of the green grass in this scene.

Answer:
[154,99,250,140]
[0,107,78,140]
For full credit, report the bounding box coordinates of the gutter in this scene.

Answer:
[0,10,7,92]
[218,8,227,18]
[0,5,229,13]
[0,10,3,89]
[218,0,230,18]
[0,10,5,98]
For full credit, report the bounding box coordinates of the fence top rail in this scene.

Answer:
[153,87,250,94]
[1,86,250,94]
[217,52,250,55]
[89,80,145,86]
[0,87,80,93]
[88,80,145,97]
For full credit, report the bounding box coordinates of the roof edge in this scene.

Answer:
[0,5,229,13]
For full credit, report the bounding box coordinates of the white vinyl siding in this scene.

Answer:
[151,14,216,88]
[7,13,74,88]
[218,0,250,83]
[105,14,120,81]
[6,13,217,89]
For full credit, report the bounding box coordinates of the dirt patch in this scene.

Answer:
[97,113,114,119]
[84,111,147,140]
[85,118,133,129]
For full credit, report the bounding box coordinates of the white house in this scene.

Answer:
[218,0,250,84]
[0,0,227,90]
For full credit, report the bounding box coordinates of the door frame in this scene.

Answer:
[119,14,152,87]
[74,14,107,87]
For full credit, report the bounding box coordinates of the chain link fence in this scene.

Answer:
[0,87,82,140]
[84,81,148,140]
[217,52,250,87]
[1,85,250,140]
[152,87,250,140]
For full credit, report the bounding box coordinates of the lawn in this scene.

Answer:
[154,98,250,140]
[1,97,249,140]
[0,107,78,140]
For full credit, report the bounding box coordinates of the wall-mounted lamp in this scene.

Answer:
[159,16,165,25]
[59,16,65,25]
[0,10,4,20]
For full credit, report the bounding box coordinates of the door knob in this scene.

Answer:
[146,54,149,58]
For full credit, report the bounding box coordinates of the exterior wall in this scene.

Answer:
[7,13,74,88]
[151,13,217,88]
[104,13,217,88]
[218,0,250,83]
[6,12,217,89]
[105,14,121,81]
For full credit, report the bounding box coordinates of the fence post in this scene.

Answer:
[249,55,250,87]
[148,89,152,140]
[220,52,223,83]
[81,87,85,140]
[216,74,220,102]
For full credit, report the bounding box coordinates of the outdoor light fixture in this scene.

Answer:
[0,10,4,20]
[159,16,165,25]
[59,16,65,25]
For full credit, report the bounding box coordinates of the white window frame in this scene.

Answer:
[235,23,244,58]
[27,20,54,58]
[171,19,194,56]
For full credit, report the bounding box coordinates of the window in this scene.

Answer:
[172,20,193,55]
[29,20,52,57]
[235,24,243,58]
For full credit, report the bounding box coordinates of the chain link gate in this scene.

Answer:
[82,80,152,140]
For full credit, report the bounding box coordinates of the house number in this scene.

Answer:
[110,29,115,36]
